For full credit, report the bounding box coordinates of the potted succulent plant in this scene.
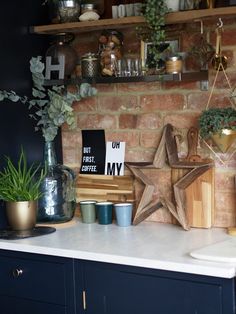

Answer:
[0,149,45,231]
[199,107,236,153]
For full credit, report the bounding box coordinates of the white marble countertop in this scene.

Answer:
[0,218,235,279]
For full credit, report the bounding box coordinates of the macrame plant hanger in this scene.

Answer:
[201,18,236,164]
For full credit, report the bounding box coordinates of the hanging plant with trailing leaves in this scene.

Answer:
[138,0,169,67]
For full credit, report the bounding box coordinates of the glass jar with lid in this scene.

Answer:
[58,0,81,22]
[81,53,100,78]
[81,0,104,15]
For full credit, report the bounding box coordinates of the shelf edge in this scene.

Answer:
[43,71,208,86]
[32,7,236,35]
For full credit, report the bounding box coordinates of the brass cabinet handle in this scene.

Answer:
[12,269,23,278]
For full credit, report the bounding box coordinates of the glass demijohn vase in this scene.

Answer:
[37,141,76,223]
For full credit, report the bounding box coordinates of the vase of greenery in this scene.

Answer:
[0,149,45,230]
[0,56,97,223]
[199,107,236,153]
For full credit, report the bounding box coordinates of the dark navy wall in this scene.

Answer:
[0,0,62,227]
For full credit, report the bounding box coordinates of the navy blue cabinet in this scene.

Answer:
[0,250,76,314]
[0,250,235,314]
[0,296,66,314]
[76,260,236,314]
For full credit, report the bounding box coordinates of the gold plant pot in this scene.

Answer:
[211,129,236,153]
[6,201,37,231]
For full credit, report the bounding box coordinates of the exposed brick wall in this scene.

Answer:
[62,17,236,228]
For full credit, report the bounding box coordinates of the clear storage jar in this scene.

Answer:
[99,30,123,76]
[58,0,81,22]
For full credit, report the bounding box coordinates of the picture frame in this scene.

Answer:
[140,38,180,69]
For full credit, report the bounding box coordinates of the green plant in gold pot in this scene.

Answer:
[0,149,45,230]
[199,107,236,153]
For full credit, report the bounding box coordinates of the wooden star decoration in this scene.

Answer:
[126,124,214,230]
[125,125,169,224]
[125,164,163,225]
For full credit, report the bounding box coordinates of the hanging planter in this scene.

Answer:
[199,107,236,153]
[198,20,236,155]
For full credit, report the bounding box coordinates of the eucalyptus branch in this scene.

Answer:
[0,56,97,142]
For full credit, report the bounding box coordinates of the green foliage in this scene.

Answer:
[139,0,169,66]
[0,56,97,142]
[199,107,236,139]
[0,149,46,202]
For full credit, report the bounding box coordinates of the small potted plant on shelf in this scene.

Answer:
[199,107,236,153]
[0,149,46,231]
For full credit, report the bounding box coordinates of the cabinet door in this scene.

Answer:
[0,296,66,314]
[0,250,76,314]
[81,262,225,314]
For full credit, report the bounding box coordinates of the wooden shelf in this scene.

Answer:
[32,7,236,35]
[44,70,208,86]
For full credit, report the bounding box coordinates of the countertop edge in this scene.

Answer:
[0,240,235,279]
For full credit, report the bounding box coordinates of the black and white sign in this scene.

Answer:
[105,142,125,176]
[80,130,106,174]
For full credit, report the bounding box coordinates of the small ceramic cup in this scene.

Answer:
[79,200,97,223]
[96,202,113,225]
[114,203,133,227]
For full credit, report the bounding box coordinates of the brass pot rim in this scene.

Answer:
[213,129,236,136]
[6,200,37,204]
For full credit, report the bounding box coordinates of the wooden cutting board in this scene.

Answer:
[185,167,215,228]
[170,127,215,229]
[76,174,135,204]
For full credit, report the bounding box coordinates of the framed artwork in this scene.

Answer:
[140,38,180,69]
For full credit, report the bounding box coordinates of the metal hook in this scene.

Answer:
[194,19,204,34]
[217,18,223,29]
